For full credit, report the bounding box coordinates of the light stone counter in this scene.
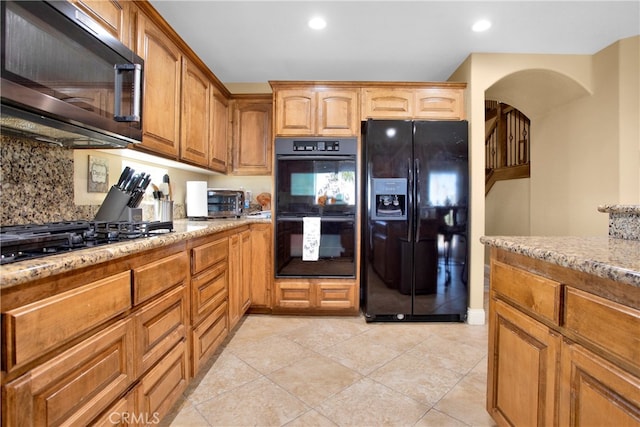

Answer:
[480,235,640,288]
[0,218,270,289]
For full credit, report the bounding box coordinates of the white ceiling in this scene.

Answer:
[148,1,640,84]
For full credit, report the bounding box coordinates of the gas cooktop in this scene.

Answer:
[0,220,174,265]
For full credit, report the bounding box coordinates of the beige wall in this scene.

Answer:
[449,35,640,323]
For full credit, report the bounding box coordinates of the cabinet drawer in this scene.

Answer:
[564,287,640,367]
[191,301,228,375]
[133,252,188,304]
[275,282,311,309]
[191,261,227,324]
[192,237,228,274]
[3,271,131,371]
[134,285,188,376]
[316,284,355,310]
[91,388,138,426]
[138,340,189,422]
[491,260,562,324]
[3,319,134,427]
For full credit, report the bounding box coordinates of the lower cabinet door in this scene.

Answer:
[2,319,135,427]
[559,340,640,426]
[137,340,189,423]
[487,298,561,427]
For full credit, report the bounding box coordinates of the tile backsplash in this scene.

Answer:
[1,135,95,224]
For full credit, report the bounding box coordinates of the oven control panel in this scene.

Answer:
[275,137,357,155]
[292,140,340,151]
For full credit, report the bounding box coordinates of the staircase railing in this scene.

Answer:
[485,101,530,194]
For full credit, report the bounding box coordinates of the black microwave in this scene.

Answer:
[0,0,143,148]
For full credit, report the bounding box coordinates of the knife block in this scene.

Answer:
[95,185,136,222]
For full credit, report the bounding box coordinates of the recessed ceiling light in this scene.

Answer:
[308,17,327,30]
[472,19,492,32]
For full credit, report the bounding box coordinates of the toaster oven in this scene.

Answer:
[207,189,244,218]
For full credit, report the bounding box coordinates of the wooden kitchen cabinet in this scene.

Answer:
[68,0,132,47]
[134,284,188,376]
[228,228,252,329]
[274,281,312,309]
[273,280,358,313]
[487,297,561,426]
[2,318,135,427]
[189,235,229,375]
[487,248,640,427]
[137,339,189,424]
[132,250,188,305]
[273,86,359,136]
[249,223,273,311]
[361,85,465,120]
[2,270,131,373]
[135,11,182,158]
[232,96,273,175]
[559,340,640,426]
[180,57,211,167]
[209,87,230,173]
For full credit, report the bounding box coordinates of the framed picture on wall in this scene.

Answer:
[88,155,109,193]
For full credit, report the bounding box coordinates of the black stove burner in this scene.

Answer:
[0,220,174,265]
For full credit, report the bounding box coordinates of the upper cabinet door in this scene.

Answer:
[317,90,359,136]
[413,88,465,120]
[232,99,272,175]
[136,12,182,158]
[274,89,315,136]
[69,0,131,47]
[274,88,359,136]
[362,87,465,120]
[209,88,229,173]
[180,58,210,167]
[361,88,413,119]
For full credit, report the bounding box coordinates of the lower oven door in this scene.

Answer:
[275,217,355,278]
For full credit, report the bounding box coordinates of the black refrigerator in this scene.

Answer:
[361,119,469,322]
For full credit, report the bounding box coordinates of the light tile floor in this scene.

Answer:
[163,302,496,426]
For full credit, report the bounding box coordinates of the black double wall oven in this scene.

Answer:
[275,137,357,278]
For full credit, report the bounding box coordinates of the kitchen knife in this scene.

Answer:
[121,168,136,192]
[116,166,131,190]
[126,174,144,194]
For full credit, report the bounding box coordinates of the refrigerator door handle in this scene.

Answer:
[407,157,413,242]
[415,158,421,241]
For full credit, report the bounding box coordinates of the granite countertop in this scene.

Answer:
[480,235,640,288]
[0,218,270,289]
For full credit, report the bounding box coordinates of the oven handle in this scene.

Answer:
[276,155,355,161]
[277,216,355,222]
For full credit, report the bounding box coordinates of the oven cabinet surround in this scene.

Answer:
[231,95,273,175]
[483,244,640,427]
[270,82,360,137]
[0,220,270,426]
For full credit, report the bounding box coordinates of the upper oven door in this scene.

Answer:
[0,0,143,147]
[276,155,357,217]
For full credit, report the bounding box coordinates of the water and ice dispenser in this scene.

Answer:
[371,178,407,220]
